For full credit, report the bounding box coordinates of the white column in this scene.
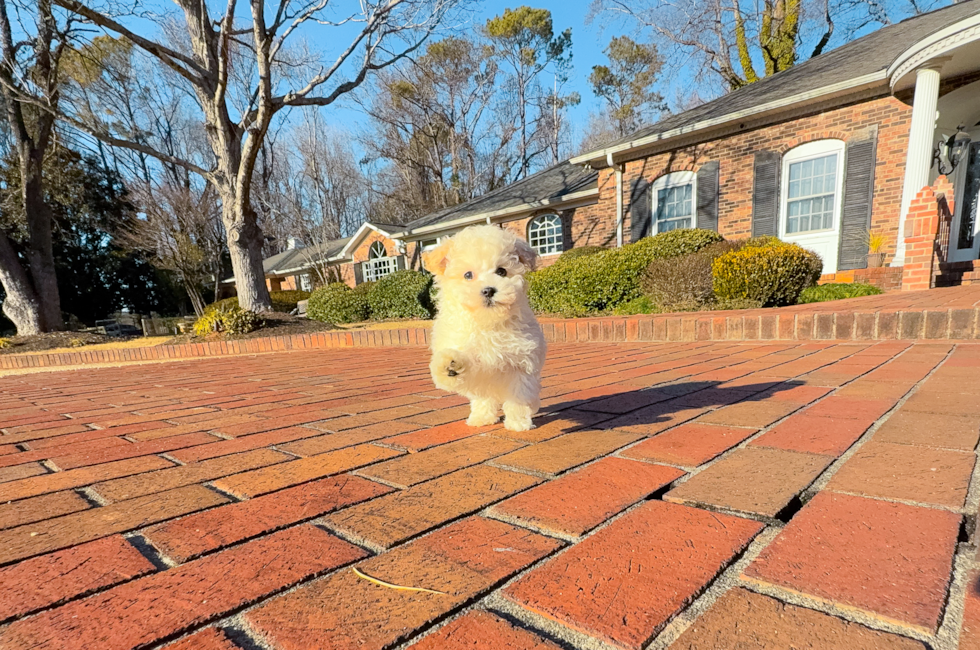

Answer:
[893,61,946,266]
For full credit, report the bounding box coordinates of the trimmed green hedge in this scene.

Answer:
[528,229,724,317]
[798,282,883,304]
[712,238,823,307]
[368,270,435,320]
[554,246,605,265]
[207,290,310,314]
[307,283,369,324]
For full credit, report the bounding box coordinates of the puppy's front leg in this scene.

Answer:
[467,397,500,427]
[502,372,541,432]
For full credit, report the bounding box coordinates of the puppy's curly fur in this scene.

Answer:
[424,225,545,431]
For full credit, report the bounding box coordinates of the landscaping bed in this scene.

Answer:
[165,312,335,345]
[0,331,122,354]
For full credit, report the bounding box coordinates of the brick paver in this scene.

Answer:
[671,588,927,649]
[0,340,977,649]
[504,500,762,649]
[488,456,684,537]
[410,610,562,649]
[665,446,832,518]
[244,517,561,650]
[744,492,960,632]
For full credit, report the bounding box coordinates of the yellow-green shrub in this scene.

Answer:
[193,304,263,336]
[307,283,370,324]
[712,239,822,307]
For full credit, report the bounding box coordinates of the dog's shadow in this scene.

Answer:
[535,380,799,431]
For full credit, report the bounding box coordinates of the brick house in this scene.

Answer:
[223,222,406,293]
[392,2,980,290]
[235,3,980,294]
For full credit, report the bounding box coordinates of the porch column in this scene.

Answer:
[894,60,948,266]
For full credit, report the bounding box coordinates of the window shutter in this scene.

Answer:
[696,161,720,231]
[396,255,406,270]
[838,128,878,270]
[353,262,363,285]
[751,151,781,237]
[629,177,653,242]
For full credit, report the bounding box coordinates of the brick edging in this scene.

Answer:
[539,307,980,344]
[0,328,431,370]
[4,307,977,370]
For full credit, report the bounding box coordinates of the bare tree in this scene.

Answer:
[360,36,513,220]
[0,0,72,334]
[34,0,460,313]
[120,183,223,316]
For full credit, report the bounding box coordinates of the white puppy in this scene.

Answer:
[424,225,546,431]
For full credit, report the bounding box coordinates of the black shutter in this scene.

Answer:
[629,177,653,242]
[838,128,879,270]
[353,262,363,285]
[752,151,781,237]
[696,161,720,231]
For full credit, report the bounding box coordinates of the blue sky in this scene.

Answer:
[87,0,947,154]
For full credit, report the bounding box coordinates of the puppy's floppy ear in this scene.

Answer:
[423,239,453,276]
[514,238,538,271]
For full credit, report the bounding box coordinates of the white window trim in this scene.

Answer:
[421,238,441,252]
[779,140,846,239]
[651,171,697,233]
[527,213,564,256]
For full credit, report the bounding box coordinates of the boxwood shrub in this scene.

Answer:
[368,270,435,320]
[306,283,369,324]
[554,246,605,265]
[712,239,823,307]
[528,229,724,317]
[206,290,310,314]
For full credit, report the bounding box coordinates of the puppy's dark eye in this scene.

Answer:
[495,267,507,277]
[463,271,473,280]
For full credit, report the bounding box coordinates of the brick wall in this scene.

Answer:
[606,96,912,263]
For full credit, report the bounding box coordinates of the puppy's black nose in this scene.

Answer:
[481,287,496,299]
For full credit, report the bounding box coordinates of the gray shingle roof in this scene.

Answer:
[398,161,598,233]
[585,0,980,156]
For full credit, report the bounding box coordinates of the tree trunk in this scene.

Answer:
[185,281,206,317]
[23,170,64,331]
[0,231,43,335]
[222,199,272,313]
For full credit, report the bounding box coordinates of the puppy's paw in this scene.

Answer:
[467,413,499,427]
[503,415,534,432]
[430,349,464,382]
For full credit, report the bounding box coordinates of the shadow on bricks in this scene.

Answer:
[545,380,801,432]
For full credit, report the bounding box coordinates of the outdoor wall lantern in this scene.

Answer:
[934,126,972,175]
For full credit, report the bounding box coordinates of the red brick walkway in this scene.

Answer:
[0,341,978,649]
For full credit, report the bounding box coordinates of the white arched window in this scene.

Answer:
[527,214,563,255]
[780,140,845,273]
[652,171,696,232]
[368,241,387,259]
